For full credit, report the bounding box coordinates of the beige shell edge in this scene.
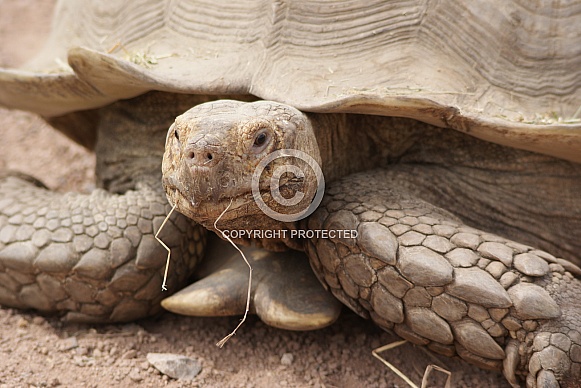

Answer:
[0,0,579,162]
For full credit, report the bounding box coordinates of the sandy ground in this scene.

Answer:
[0,1,511,387]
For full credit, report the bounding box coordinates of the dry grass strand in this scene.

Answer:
[155,204,177,291]
[214,199,253,348]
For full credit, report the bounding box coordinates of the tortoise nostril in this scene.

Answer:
[184,144,220,167]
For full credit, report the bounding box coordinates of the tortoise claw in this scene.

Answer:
[502,340,520,388]
[161,236,341,330]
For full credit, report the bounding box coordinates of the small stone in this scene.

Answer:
[281,353,294,366]
[513,253,550,277]
[122,349,138,359]
[32,316,45,325]
[478,242,514,266]
[507,283,560,320]
[129,368,143,382]
[147,353,202,380]
[59,336,78,351]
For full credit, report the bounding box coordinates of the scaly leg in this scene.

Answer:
[0,174,204,322]
[306,169,581,387]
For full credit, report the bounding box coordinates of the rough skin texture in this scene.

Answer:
[0,92,207,322]
[307,170,581,387]
[163,100,581,387]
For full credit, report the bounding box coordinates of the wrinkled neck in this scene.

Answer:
[94,92,248,193]
[307,113,419,183]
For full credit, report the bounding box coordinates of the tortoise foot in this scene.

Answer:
[162,234,341,330]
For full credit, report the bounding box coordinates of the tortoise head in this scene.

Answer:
[162,100,323,249]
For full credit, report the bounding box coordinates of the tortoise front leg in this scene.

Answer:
[0,174,204,322]
[306,169,581,387]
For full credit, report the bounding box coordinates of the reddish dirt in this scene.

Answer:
[0,1,509,387]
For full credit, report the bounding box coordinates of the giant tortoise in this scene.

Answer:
[0,1,580,387]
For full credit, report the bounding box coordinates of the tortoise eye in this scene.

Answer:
[253,132,267,147]
[174,128,180,141]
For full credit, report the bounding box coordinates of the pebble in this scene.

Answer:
[122,349,138,359]
[281,353,294,366]
[128,367,143,382]
[59,336,78,351]
[147,352,202,380]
